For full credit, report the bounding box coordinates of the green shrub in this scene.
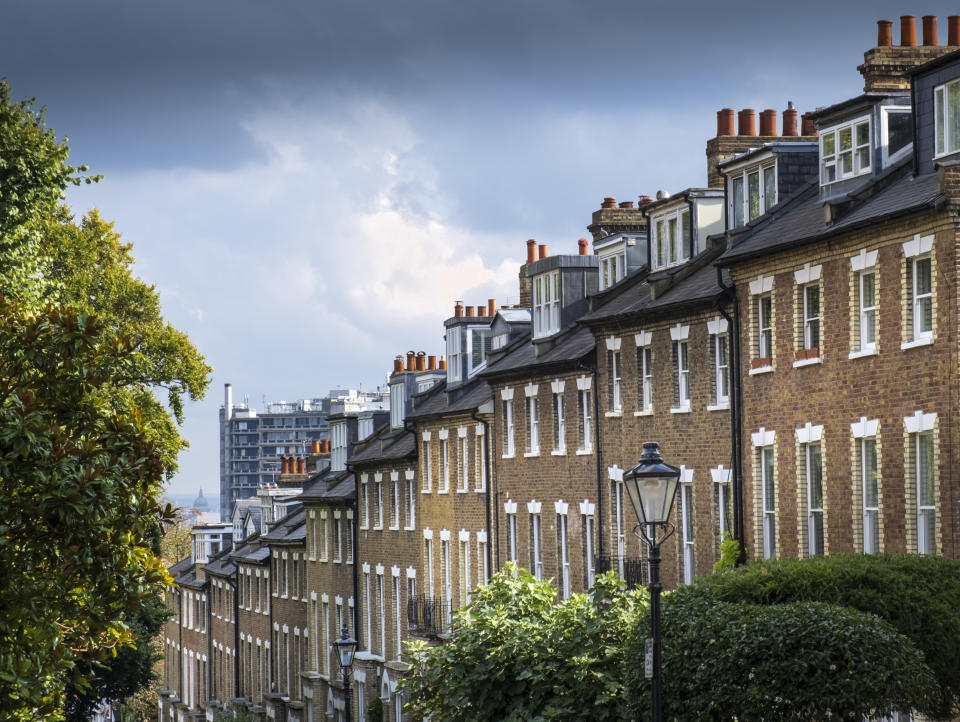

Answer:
[623,594,937,721]
[685,553,960,718]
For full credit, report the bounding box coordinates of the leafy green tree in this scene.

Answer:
[687,553,960,718]
[0,82,210,720]
[402,564,646,721]
[624,594,937,722]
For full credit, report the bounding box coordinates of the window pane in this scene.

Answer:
[808,445,823,509]
[748,171,760,220]
[951,82,960,153]
[915,257,932,295]
[918,434,935,506]
[823,132,836,157]
[763,449,775,513]
[936,87,946,155]
[732,176,744,227]
[886,111,912,157]
[839,127,852,151]
[656,221,665,266]
[863,440,878,507]
[856,121,869,147]
[681,210,691,258]
[763,166,776,212]
[668,217,677,264]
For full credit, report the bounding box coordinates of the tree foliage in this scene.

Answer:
[624,593,937,721]
[401,564,646,721]
[0,81,210,720]
[686,553,960,719]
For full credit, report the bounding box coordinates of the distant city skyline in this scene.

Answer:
[2,1,951,495]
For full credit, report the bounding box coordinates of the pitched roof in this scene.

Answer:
[262,507,306,544]
[349,426,416,465]
[481,324,595,380]
[297,468,356,503]
[718,170,942,265]
[406,377,492,420]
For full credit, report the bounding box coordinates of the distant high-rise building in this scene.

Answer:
[218,383,388,517]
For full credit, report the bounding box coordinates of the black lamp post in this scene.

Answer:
[333,625,358,722]
[622,441,681,722]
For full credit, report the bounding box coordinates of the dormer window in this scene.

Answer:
[935,79,960,157]
[446,329,462,383]
[882,107,912,166]
[821,116,870,184]
[390,382,404,428]
[729,164,776,227]
[467,326,491,376]
[651,208,690,271]
[600,252,625,290]
[491,332,509,350]
[533,270,560,338]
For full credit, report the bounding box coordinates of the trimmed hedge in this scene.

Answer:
[682,554,960,718]
[624,595,937,721]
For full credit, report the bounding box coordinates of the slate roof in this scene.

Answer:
[481,325,595,380]
[718,169,942,265]
[349,426,416,465]
[298,468,356,503]
[262,507,306,544]
[406,378,492,420]
[204,545,236,577]
[231,533,270,564]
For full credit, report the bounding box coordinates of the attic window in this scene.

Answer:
[729,164,776,227]
[491,332,509,351]
[533,270,560,338]
[651,207,691,271]
[882,107,912,166]
[467,326,491,376]
[935,79,960,157]
[821,115,870,184]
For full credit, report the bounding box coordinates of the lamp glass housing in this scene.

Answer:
[623,443,682,526]
[333,625,357,671]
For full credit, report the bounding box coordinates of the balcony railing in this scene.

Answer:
[407,596,452,636]
[595,555,649,588]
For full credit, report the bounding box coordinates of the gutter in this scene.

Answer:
[344,459,362,649]
[716,268,746,564]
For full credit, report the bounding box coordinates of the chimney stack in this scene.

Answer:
[578,238,589,255]
[923,15,938,46]
[901,15,917,46]
[538,244,548,259]
[487,298,497,316]
[717,108,735,137]
[738,109,756,136]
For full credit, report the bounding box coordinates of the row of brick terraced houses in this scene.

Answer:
[160,16,960,721]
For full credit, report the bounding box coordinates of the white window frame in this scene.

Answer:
[728,162,777,227]
[533,270,561,338]
[421,433,432,493]
[861,436,879,554]
[556,502,570,599]
[820,114,871,184]
[911,255,933,342]
[502,390,515,458]
[679,469,695,585]
[528,502,543,580]
[635,331,653,415]
[671,340,690,412]
[607,344,622,414]
[935,78,960,158]
[439,437,450,493]
[599,251,626,290]
[389,474,400,530]
[577,382,593,454]
[651,206,692,271]
[880,106,913,166]
[758,293,773,359]
[906,410,938,556]
[526,389,540,456]
[751,427,777,560]
[446,328,462,383]
[581,499,596,589]
[458,433,469,491]
[805,442,825,557]
[853,253,878,355]
[475,425,487,491]
[711,466,732,541]
[389,382,404,429]
[373,476,383,530]
[404,471,416,530]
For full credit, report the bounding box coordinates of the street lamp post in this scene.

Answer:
[622,441,682,722]
[333,625,358,722]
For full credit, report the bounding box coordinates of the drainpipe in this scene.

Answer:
[716,267,747,564]
[471,408,494,576]
[345,460,362,649]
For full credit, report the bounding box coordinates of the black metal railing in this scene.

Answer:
[407,596,452,636]
[595,555,649,588]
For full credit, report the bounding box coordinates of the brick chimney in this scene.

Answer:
[587,198,647,242]
[859,16,956,93]
[518,240,535,308]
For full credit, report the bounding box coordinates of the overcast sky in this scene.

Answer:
[2,1,949,500]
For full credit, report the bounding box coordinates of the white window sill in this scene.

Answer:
[576,449,594,456]
[437,489,449,495]
[551,449,566,456]
[420,489,431,495]
[749,365,774,376]
[901,336,933,350]
[634,408,654,417]
[457,488,468,493]
[792,357,821,368]
[848,346,877,360]
[388,525,400,531]
[404,525,416,531]
[670,405,691,414]
[373,526,383,531]
[502,453,515,460]
[604,411,623,418]
[523,451,540,458]
[475,487,486,493]
[707,402,730,412]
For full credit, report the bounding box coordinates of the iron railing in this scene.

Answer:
[595,555,649,588]
[407,596,452,636]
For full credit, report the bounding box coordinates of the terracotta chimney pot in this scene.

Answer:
[465,305,475,317]
[312,440,321,454]
[428,354,437,370]
[393,355,403,373]
[801,112,816,136]
[439,358,447,370]
[759,109,777,136]
[717,108,735,137]
[487,298,497,316]
[618,201,635,209]
[783,105,799,137]
[901,15,917,46]
[454,301,463,318]
[526,239,537,264]
[738,109,756,136]
[950,16,960,45]
[638,194,655,205]
[923,15,938,46]
[601,197,617,209]
[878,19,893,46]
[477,305,486,317]
[578,238,589,255]
[538,244,548,259]
[416,351,426,371]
